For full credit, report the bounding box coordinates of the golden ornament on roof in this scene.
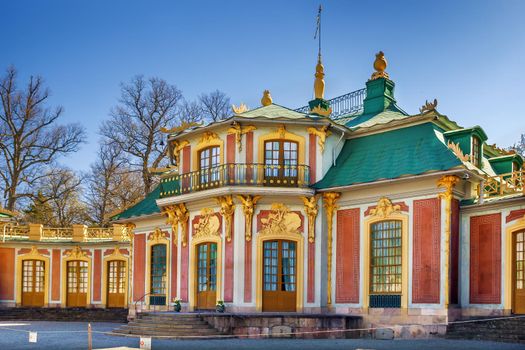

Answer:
[371,51,390,80]
[261,90,273,106]
[314,56,325,99]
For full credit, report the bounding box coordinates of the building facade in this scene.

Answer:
[1,52,524,330]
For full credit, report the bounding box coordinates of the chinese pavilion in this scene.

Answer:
[1,52,524,332]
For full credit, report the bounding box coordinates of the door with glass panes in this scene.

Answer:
[513,230,525,314]
[67,260,88,307]
[262,240,297,312]
[196,242,217,310]
[107,260,126,308]
[22,260,45,307]
[264,140,298,186]
[150,244,167,305]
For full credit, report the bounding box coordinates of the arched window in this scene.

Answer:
[369,220,402,307]
[264,140,298,185]
[199,146,220,185]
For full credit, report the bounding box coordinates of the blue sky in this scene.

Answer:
[1,0,524,171]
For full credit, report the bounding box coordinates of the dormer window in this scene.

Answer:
[471,136,481,168]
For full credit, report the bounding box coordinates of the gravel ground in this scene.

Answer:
[0,321,524,350]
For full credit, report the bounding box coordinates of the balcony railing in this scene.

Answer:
[1,223,29,242]
[295,88,366,118]
[163,163,310,196]
[480,170,524,198]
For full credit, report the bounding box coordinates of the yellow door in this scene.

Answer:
[262,240,297,312]
[107,260,126,308]
[513,231,525,314]
[67,260,88,307]
[196,242,217,310]
[21,260,45,307]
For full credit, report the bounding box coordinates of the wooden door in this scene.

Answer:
[196,242,217,310]
[107,260,126,308]
[21,260,45,307]
[513,230,525,314]
[264,140,298,186]
[262,240,297,312]
[67,260,88,307]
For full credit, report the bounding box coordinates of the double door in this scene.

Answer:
[262,240,297,312]
[21,260,45,307]
[67,260,88,307]
[196,242,217,310]
[107,260,126,308]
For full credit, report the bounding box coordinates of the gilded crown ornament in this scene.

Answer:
[261,90,273,106]
[420,99,438,113]
[371,51,390,80]
[232,103,249,114]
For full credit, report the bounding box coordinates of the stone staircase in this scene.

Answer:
[446,316,525,343]
[112,312,224,339]
[0,307,128,322]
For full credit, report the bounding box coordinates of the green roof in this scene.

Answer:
[236,103,308,120]
[314,122,463,189]
[342,104,409,130]
[111,186,161,221]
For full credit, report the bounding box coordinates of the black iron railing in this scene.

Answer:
[295,88,366,118]
[160,163,310,197]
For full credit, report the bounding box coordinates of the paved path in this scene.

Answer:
[0,321,523,350]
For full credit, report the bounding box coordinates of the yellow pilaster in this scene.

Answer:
[437,175,460,308]
[323,192,340,306]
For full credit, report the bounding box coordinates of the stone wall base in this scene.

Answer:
[200,314,363,339]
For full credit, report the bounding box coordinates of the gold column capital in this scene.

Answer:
[216,195,235,242]
[301,195,319,243]
[237,195,262,241]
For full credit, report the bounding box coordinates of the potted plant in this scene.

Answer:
[216,300,225,313]
[172,298,182,312]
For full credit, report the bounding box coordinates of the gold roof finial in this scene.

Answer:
[261,90,273,106]
[371,51,390,80]
[314,55,325,99]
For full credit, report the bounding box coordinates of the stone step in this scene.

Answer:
[126,322,214,330]
[113,328,221,337]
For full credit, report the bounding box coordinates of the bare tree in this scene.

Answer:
[179,99,204,124]
[198,90,231,122]
[101,75,182,195]
[0,66,86,211]
[85,142,143,225]
[24,167,87,226]
[512,134,525,157]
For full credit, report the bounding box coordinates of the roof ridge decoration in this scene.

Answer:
[420,99,438,114]
[160,121,202,134]
[308,55,332,117]
[232,103,249,114]
[261,90,272,106]
[370,51,389,81]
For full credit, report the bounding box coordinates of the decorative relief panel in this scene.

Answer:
[257,203,303,238]
[192,208,222,240]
